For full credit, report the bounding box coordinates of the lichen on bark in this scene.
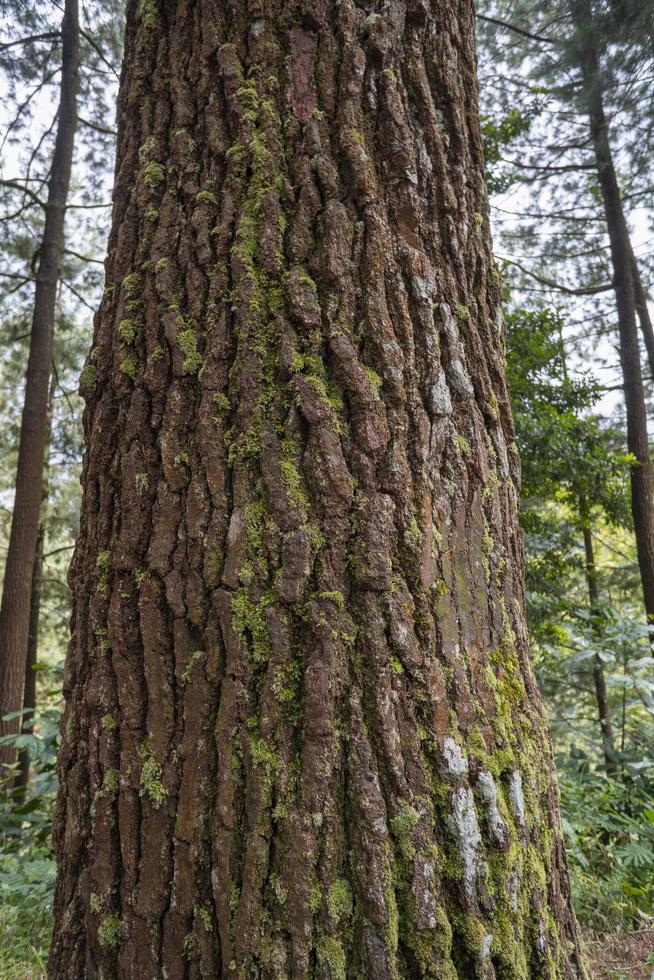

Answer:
[49,1,588,978]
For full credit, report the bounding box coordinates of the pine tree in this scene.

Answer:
[49,2,587,976]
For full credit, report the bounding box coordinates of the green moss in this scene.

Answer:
[119,318,138,344]
[141,159,165,190]
[122,272,140,296]
[213,391,230,413]
[80,363,97,393]
[137,0,159,29]
[196,189,218,206]
[391,803,420,862]
[363,365,382,392]
[250,732,283,788]
[98,913,122,949]
[456,304,470,323]
[101,714,117,732]
[139,742,167,808]
[181,650,206,683]
[281,458,309,512]
[177,328,203,374]
[315,936,346,980]
[174,451,189,469]
[390,655,404,676]
[119,354,138,381]
[327,879,353,924]
[232,589,272,663]
[155,257,169,274]
[96,550,110,598]
[135,472,149,493]
[90,893,101,914]
[182,933,198,959]
[456,434,471,458]
[318,590,345,609]
[194,904,213,933]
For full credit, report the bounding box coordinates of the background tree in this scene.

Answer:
[49,1,587,977]
[0,0,121,775]
[478,0,654,626]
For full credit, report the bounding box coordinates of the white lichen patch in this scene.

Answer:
[441,737,468,778]
[492,425,510,478]
[437,303,475,399]
[476,770,507,845]
[508,868,520,911]
[509,770,526,828]
[429,370,453,417]
[446,786,481,899]
[481,933,493,959]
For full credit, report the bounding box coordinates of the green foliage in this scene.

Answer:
[481,104,543,193]
[560,763,654,930]
[0,665,62,977]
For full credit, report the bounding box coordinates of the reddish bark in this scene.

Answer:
[49,2,586,977]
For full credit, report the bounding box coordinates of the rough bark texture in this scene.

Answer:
[572,0,654,626]
[50,2,586,977]
[0,0,79,768]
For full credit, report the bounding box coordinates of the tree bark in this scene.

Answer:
[15,373,56,794]
[50,2,587,977]
[14,523,45,794]
[581,522,618,775]
[0,0,79,770]
[571,0,654,626]
[632,253,654,386]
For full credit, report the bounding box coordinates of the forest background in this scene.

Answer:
[0,1,653,977]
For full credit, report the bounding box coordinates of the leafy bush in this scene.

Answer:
[0,669,61,979]
[560,761,654,932]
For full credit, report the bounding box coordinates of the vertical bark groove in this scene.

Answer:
[50,2,586,977]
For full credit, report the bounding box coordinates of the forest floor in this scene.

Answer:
[588,930,654,979]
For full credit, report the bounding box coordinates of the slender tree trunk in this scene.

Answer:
[581,522,617,775]
[50,2,587,977]
[0,0,79,771]
[571,0,654,626]
[14,373,56,794]
[632,254,654,385]
[14,523,45,794]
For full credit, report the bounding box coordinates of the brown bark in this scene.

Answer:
[0,0,79,770]
[581,523,617,775]
[632,254,654,385]
[50,2,586,977]
[571,0,654,626]
[14,523,45,794]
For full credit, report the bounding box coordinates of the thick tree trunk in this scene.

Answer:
[0,0,79,770]
[50,2,586,977]
[571,0,654,626]
[581,522,617,775]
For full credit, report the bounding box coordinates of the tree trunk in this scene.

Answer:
[15,373,56,794]
[0,0,79,770]
[581,522,617,775]
[632,254,654,386]
[49,2,587,977]
[14,523,45,794]
[571,0,654,626]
